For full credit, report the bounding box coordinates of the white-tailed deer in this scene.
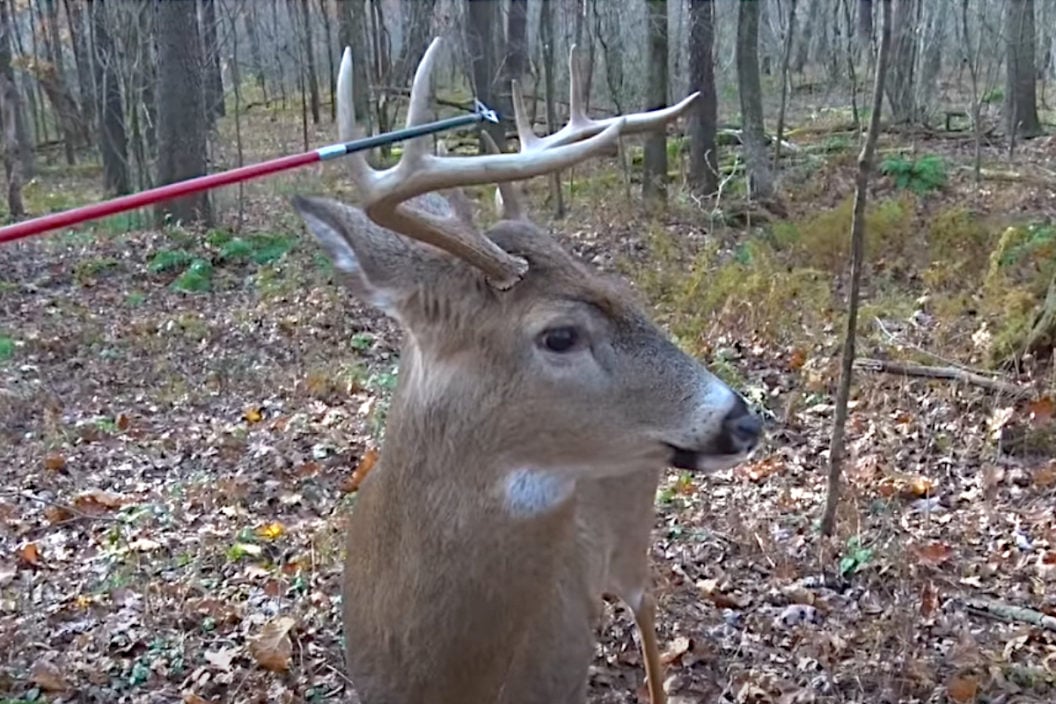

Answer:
[293,38,761,704]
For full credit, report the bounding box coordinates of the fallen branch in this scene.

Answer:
[957,596,1056,632]
[854,358,1034,399]
[957,165,1056,189]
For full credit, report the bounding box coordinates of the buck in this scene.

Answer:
[292,38,762,704]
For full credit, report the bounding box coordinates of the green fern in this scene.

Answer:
[880,154,947,194]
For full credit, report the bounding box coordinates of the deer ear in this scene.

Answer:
[292,195,424,318]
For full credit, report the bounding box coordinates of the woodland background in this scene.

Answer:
[1,1,1056,702]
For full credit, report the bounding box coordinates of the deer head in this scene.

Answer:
[293,38,760,489]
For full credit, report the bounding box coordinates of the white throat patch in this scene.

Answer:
[500,468,575,518]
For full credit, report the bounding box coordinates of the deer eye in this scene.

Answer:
[539,326,580,353]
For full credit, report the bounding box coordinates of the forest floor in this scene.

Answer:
[2,99,1056,704]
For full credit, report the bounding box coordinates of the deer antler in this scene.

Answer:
[336,37,699,290]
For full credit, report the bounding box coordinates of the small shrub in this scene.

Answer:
[172,259,213,293]
[981,88,1004,105]
[880,154,947,194]
[73,257,120,285]
[0,333,14,361]
[149,249,195,274]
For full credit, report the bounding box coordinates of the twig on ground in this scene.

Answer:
[872,317,999,377]
[957,596,1056,632]
[854,358,1034,399]
[1,489,121,523]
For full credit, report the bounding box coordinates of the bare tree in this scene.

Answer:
[737,0,774,200]
[821,0,893,537]
[299,0,320,124]
[466,0,503,149]
[201,0,225,122]
[155,0,211,226]
[688,0,718,195]
[336,0,372,133]
[960,0,983,181]
[242,2,268,102]
[505,0,529,114]
[540,0,563,217]
[0,0,27,216]
[63,0,94,130]
[89,0,129,196]
[1005,0,1042,140]
[884,0,917,124]
[642,0,669,204]
[773,0,798,168]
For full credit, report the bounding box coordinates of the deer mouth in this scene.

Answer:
[665,443,750,473]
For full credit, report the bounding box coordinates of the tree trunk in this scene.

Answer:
[858,0,873,42]
[792,0,819,73]
[300,0,320,124]
[773,0,798,168]
[201,0,225,121]
[320,0,336,122]
[89,0,129,196]
[540,0,563,217]
[688,0,718,195]
[884,0,917,124]
[335,0,372,132]
[40,0,84,162]
[594,0,625,113]
[642,0,669,204]
[62,0,95,131]
[155,0,211,226]
[243,2,268,102]
[0,0,26,216]
[505,0,528,117]
[821,0,893,537]
[1005,0,1042,139]
[737,0,774,200]
[466,0,503,149]
[914,3,946,119]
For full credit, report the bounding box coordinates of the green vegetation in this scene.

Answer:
[879,154,947,194]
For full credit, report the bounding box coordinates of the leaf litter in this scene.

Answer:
[1,123,1055,704]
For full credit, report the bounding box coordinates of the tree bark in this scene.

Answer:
[336,0,372,132]
[642,0,669,204]
[62,0,94,131]
[540,0,563,217]
[884,0,917,124]
[299,0,320,124]
[243,2,268,102]
[736,0,774,200]
[0,0,26,216]
[89,0,129,196]
[505,0,528,108]
[688,0,718,195]
[155,0,211,226]
[466,0,503,149]
[201,0,225,121]
[821,0,893,537]
[1005,0,1042,139]
[773,0,798,168]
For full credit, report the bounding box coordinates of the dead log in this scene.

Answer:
[853,358,1034,399]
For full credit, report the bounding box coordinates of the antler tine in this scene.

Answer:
[337,47,371,184]
[511,79,543,151]
[480,130,527,221]
[402,37,444,167]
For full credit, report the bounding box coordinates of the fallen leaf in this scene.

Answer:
[248,616,296,672]
[788,347,807,370]
[256,522,285,541]
[127,538,162,552]
[920,581,939,619]
[1033,462,1056,488]
[659,635,691,666]
[204,647,237,672]
[183,694,211,704]
[735,455,784,483]
[988,406,1015,438]
[43,453,66,471]
[915,542,954,566]
[44,505,73,523]
[244,406,264,423]
[73,489,128,513]
[1026,396,1054,426]
[29,658,70,692]
[115,412,131,431]
[18,542,41,566]
[343,448,379,492]
[946,674,978,703]
[906,475,935,498]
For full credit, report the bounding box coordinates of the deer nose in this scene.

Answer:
[721,397,762,455]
